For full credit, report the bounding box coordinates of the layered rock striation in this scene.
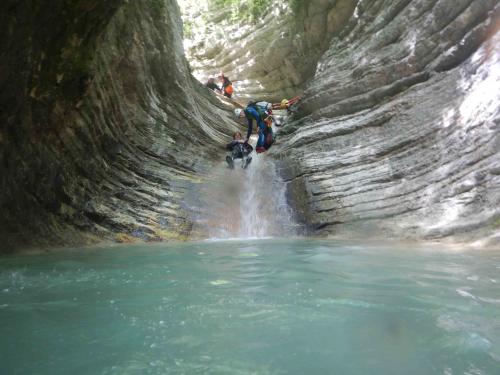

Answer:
[273,0,500,245]
[181,0,358,100]
[0,0,237,251]
[2,0,499,250]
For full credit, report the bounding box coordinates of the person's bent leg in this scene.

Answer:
[256,129,266,153]
[244,155,252,169]
[226,155,234,169]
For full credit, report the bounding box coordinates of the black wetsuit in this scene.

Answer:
[206,81,220,91]
[226,141,252,159]
[225,140,252,169]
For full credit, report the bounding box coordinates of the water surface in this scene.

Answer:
[1,239,499,374]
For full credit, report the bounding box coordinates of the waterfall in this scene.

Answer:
[194,140,298,239]
[238,154,294,238]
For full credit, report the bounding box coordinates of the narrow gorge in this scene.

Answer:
[1,2,500,374]
[1,0,499,250]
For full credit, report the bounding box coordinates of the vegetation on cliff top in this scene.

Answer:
[180,0,304,38]
[208,0,303,22]
[210,0,273,21]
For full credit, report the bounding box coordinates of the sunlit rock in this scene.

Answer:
[179,0,358,100]
[272,0,500,245]
[1,0,498,250]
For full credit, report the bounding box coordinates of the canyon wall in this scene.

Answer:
[1,0,499,250]
[181,0,358,100]
[273,0,500,245]
[0,0,237,251]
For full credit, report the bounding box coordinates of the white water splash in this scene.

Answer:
[195,138,298,239]
[238,153,296,238]
[238,154,269,238]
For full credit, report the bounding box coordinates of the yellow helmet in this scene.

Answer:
[280,99,289,109]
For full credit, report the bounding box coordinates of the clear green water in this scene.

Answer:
[1,239,499,375]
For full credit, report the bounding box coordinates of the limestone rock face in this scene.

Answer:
[181,0,358,100]
[2,0,498,250]
[273,0,500,245]
[0,0,237,251]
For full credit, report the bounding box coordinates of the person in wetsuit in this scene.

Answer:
[219,73,234,98]
[234,102,274,153]
[226,131,253,169]
[205,77,221,93]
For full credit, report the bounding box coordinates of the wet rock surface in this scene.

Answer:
[272,0,500,245]
[0,0,237,251]
[1,0,499,251]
